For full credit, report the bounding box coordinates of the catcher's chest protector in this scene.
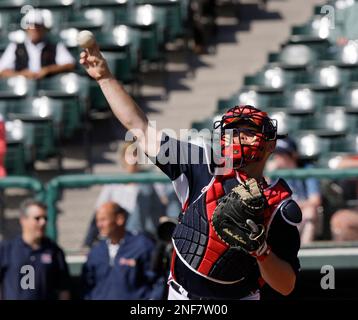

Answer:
[172,172,292,283]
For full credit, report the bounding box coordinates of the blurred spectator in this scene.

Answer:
[330,1,358,46]
[83,141,175,247]
[0,199,71,300]
[81,202,165,300]
[0,9,75,79]
[150,216,177,298]
[265,137,323,245]
[188,0,217,54]
[330,155,358,241]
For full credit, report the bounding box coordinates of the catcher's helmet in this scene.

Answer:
[214,105,282,168]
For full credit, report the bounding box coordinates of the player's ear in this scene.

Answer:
[266,140,276,154]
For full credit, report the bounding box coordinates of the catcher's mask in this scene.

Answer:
[213,105,282,169]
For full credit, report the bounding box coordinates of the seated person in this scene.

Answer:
[330,155,358,241]
[265,137,322,245]
[0,9,75,79]
[81,202,165,300]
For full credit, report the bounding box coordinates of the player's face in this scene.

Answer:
[224,124,259,147]
[21,205,47,239]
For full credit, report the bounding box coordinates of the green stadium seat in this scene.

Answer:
[290,15,332,46]
[243,65,305,92]
[272,44,319,69]
[320,42,358,67]
[5,120,28,175]
[88,50,140,112]
[0,0,30,10]
[36,0,76,10]
[216,95,240,113]
[298,107,353,137]
[295,132,330,161]
[6,97,64,138]
[283,87,325,114]
[121,5,167,61]
[5,119,34,168]
[266,109,302,136]
[5,99,63,162]
[0,77,36,99]
[80,0,130,22]
[191,117,215,132]
[236,89,285,110]
[330,134,358,154]
[134,0,186,42]
[296,65,351,92]
[93,26,142,87]
[37,73,89,137]
[65,8,115,31]
[324,86,358,113]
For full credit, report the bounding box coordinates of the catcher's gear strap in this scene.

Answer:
[263,178,292,226]
[280,200,302,226]
[196,171,233,276]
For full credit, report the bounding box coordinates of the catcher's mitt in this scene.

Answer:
[211,178,267,254]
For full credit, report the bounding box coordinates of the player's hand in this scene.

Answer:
[79,44,112,81]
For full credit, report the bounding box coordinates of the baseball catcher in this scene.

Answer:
[80,41,302,300]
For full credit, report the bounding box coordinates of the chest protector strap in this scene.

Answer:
[172,172,292,283]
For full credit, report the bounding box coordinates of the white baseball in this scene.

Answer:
[77,30,95,48]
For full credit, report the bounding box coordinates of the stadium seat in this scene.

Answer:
[134,0,186,42]
[295,132,330,161]
[5,119,34,167]
[121,5,167,62]
[243,65,305,92]
[216,95,239,113]
[266,109,302,136]
[321,42,358,67]
[0,77,36,99]
[94,26,142,89]
[4,120,28,175]
[65,8,115,31]
[298,107,352,137]
[6,98,63,162]
[0,0,30,10]
[330,133,358,154]
[270,44,319,69]
[290,15,332,45]
[283,87,325,114]
[37,73,89,137]
[6,97,64,138]
[324,86,358,113]
[236,89,284,110]
[36,0,76,10]
[79,0,130,22]
[297,65,342,91]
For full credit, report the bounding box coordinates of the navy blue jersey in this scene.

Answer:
[82,232,164,300]
[0,236,71,300]
[153,133,301,298]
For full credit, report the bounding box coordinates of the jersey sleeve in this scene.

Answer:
[267,213,301,274]
[150,132,210,206]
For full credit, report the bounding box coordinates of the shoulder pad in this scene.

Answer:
[280,200,302,226]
